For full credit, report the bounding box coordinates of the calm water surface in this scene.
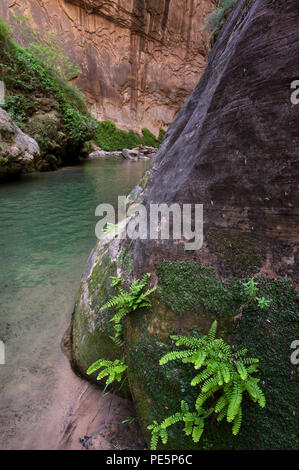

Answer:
[0,159,148,448]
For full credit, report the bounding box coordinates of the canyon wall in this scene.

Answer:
[0,0,212,134]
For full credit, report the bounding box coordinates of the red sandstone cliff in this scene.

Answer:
[0,0,212,133]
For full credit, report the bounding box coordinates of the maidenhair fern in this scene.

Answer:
[148,320,266,449]
[147,400,213,450]
[101,273,156,345]
[86,273,156,389]
[86,358,127,385]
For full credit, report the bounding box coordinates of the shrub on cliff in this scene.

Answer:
[0,16,96,167]
[95,120,161,151]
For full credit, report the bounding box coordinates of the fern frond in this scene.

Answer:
[96,369,109,381]
[227,376,243,422]
[214,395,228,414]
[232,406,242,435]
[207,320,218,341]
[150,432,158,450]
[244,378,266,407]
[193,350,207,370]
[202,376,219,394]
[86,358,111,375]
[195,385,221,410]
[219,363,231,383]
[100,290,129,311]
[161,412,183,429]
[216,406,227,422]
[236,361,248,380]
[191,368,214,386]
[110,275,123,287]
[170,335,202,349]
[159,429,168,444]
[159,350,194,365]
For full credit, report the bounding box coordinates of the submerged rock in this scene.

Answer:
[72,0,298,450]
[0,107,40,178]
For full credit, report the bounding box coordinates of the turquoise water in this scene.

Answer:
[0,159,148,448]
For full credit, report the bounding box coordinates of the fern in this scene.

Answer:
[148,401,212,450]
[100,273,156,344]
[110,275,123,287]
[152,320,266,447]
[87,273,156,390]
[86,358,127,385]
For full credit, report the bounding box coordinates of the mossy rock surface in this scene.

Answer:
[72,226,134,397]
[125,260,298,449]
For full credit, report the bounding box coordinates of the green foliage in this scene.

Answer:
[203,0,238,45]
[87,357,127,385]
[158,128,166,145]
[100,273,156,345]
[0,17,12,44]
[110,275,123,287]
[147,400,212,450]
[95,120,160,151]
[129,262,297,449]
[95,120,140,151]
[242,278,271,309]
[148,320,265,448]
[102,222,119,235]
[2,95,35,130]
[141,127,157,147]
[10,12,81,80]
[86,273,156,392]
[0,14,95,153]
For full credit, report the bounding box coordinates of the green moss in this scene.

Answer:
[0,125,14,143]
[73,248,130,396]
[127,331,199,449]
[156,259,201,314]
[123,252,133,274]
[127,259,298,449]
[207,229,263,277]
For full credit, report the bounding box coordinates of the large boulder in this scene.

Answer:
[72,0,298,450]
[0,107,40,178]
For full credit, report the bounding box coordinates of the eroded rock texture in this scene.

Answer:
[0,0,212,133]
[133,0,299,285]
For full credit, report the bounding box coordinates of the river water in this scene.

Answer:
[0,159,148,449]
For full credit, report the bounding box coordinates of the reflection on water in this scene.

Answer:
[0,159,148,448]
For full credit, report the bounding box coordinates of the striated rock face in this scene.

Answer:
[72,0,298,450]
[133,0,299,285]
[0,107,40,178]
[0,0,212,134]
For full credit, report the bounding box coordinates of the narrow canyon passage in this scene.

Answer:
[0,159,147,450]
